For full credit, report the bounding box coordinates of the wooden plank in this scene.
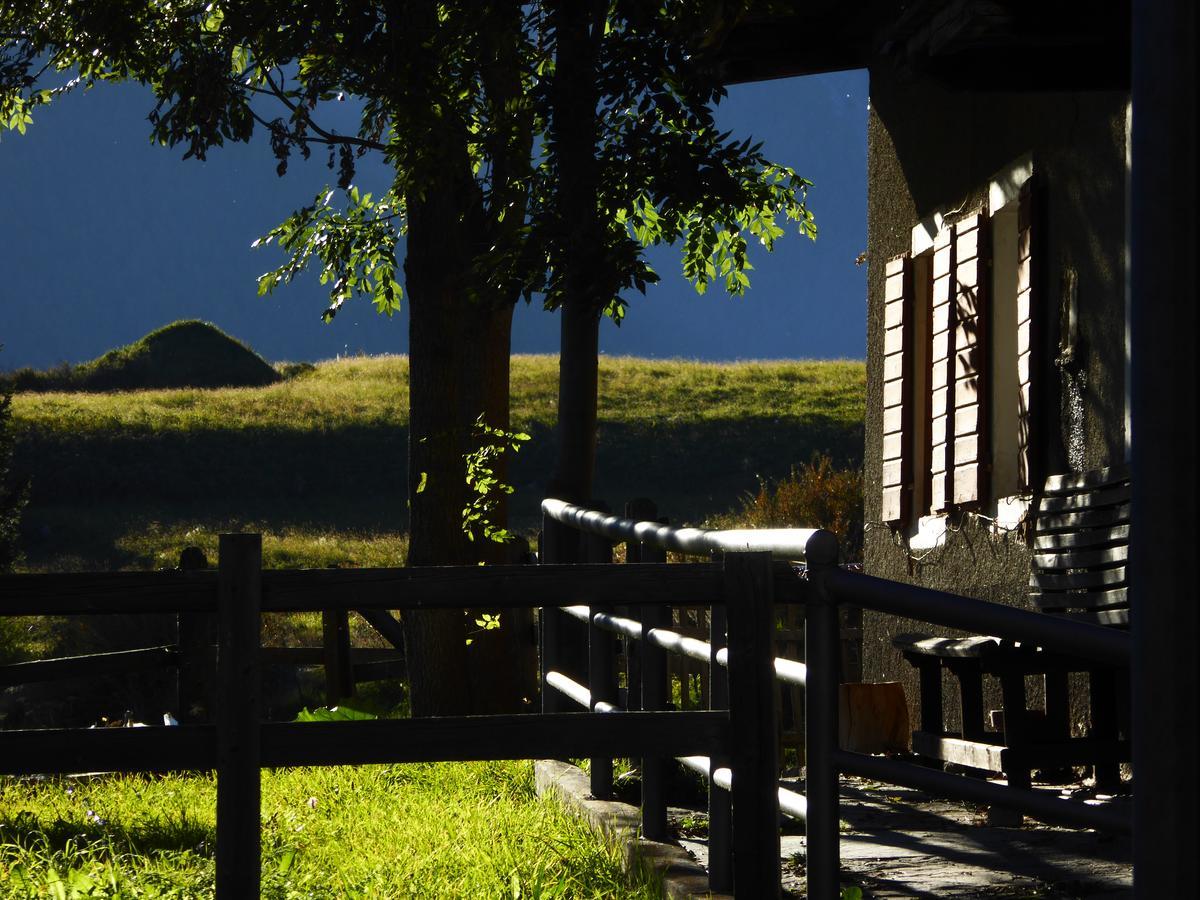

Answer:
[216,534,262,900]
[956,259,981,290]
[885,255,906,278]
[953,434,980,464]
[1030,566,1128,592]
[724,552,780,898]
[931,474,948,511]
[259,647,406,666]
[933,246,952,278]
[1043,465,1130,494]
[0,645,178,688]
[883,350,904,381]
[953,463,982,504]
[1031,587,1129,611]
[954,403,979,436]
[351,658,408,683]
[1034,544,1129,571]
[1060,608,1131,627]
[260,563,724,613]
[932,330,949,362]
[882,432,903,462]
[931,385,949,418]
[881,486,904,523]
[911,730,1005,772]
[355,608,406,650]
[931,300,951,334]
[177,548,216,725]
[884,297,904,328]
[260,711,730,766]
[322,608,354,705]
[1037,484,1131,513]
[0,725,217,776]
[883,377,904,408]
[1035,504,1130,534]
[1034,524,1130,551]
[882,405,903,434]
[881,459,903,488]
[884,324,904,356]
[0,570,218,616]
[0,712,731,776]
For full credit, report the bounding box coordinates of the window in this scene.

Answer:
[880,158,1035,535]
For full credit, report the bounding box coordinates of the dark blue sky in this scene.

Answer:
[1,70,867,370]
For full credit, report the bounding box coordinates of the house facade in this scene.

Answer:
[862,63,1131,729]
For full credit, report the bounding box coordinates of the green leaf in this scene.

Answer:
[416,471,428,494]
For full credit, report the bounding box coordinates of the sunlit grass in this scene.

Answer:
[11,354,864,435]
[0,762,664,898]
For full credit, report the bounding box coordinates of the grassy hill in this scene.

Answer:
[8,354,864,571]
[1,320,280,392]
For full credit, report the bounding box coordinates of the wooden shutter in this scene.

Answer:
[951,212,988,506]
[881,255,912,524]
[1016,182,1034,491]
[929,227,955,512]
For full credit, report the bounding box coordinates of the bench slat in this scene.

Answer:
[1035,504,1129,535]
[1037,484,1131,513]
[1033,544,1128,571]
[1033,524,1129,552]
[1042,465,1130,495]
[1032,586,1128,611]
[1030,566,1127,592]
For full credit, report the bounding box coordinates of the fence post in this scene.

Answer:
[707,580,733,893]
[540,508,587,714]
[724,551,780,898]
[638,508,670,842]
[584,508,616,799]
[322,607,354,705]
[216,533,262,899]
[621,499,652,712]
[804,531,842,899]
[177,546,216,724]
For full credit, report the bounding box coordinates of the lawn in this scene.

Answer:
[0,762,663,899]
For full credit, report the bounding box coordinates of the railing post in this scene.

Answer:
[216,533,262,899]
[708,590,733,892]
[621,499,653,712]
[584,507,615,799]
[322,606,354,706]
[805,531,842,898]
[177,546,215,724]
[724,551,780,898]
[638,510,670,842]
[540,508,587,715]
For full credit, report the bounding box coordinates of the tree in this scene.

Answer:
[1,1,815,712]
[2,0,542,715]
[537,2,816,508]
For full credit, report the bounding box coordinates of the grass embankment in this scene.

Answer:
[0,762,662,898]
[10,354,864,572]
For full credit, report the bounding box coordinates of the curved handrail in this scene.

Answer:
[541,498,839,564]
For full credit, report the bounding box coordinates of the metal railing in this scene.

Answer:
[541,497,1134,899]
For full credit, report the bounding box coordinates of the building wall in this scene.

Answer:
[863,63,1130,732]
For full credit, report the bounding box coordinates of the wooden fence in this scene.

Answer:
[0,549,407,720]
[0,533,787,898]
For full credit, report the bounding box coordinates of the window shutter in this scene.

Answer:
[951,212,989,506]
[1016,182,1034,491]
[881,255,912,524]
[929,227,955,512]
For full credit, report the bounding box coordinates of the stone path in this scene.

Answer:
[536,760,1132,898]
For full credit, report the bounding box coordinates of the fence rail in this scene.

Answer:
[1,533,782,898]
[542,496,1134,899]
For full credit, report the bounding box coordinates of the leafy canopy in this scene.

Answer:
[1,1,815,324]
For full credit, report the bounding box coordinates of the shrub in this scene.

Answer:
[735,453,863,561]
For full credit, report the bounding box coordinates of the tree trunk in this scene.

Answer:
[548,1,610,508]
[403,191,535,716]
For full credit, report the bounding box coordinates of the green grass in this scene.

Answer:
[0,762,664,898]
[9,354,864,567]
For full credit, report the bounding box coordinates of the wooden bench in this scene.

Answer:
[893,465,1131,802]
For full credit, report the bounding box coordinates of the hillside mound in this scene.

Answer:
[5,321,281,392]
